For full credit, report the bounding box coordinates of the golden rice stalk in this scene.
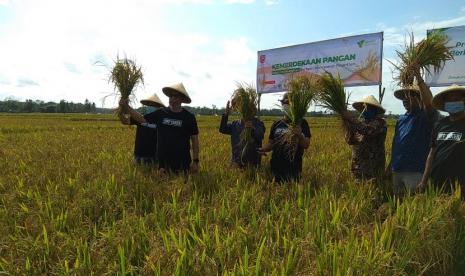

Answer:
[317,72,350,135]
[391,31,453,86]
[108,55,144,121]
[317,72,347,115]
[231,83,258,164]
[279,75,319,160]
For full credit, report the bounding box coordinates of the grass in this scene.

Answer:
[0,113,465,274]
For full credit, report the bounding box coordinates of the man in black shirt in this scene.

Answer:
[418,85,465,195]
[120,93,165,165]
[258,93,311,182]
[121,83,200,174]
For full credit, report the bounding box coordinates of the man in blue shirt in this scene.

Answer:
[219,100,265,168]
[387,81,438,196]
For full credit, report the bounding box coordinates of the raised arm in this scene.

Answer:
[415,70,434,113]
[219,101,233,134]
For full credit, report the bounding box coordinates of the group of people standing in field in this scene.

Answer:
[119,81,465,198]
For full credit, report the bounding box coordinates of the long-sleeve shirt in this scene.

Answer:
[219,114,265,167]
[343,116,387,180]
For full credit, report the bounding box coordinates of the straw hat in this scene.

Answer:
[394,85,420,100]
[140,93,165,107]
[352,95,385,114]
[162,83,191,104]
[432,84,465,111]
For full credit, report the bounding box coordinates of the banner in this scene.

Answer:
[256,32,383,94]
[426,25,465,86]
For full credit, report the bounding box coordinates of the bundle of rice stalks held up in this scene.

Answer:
[109,56,144,122]
[318,72,348,115]
[280,75,319,160]
[391,31,453,86]
[231,83,258,164]
[317,72,351,136]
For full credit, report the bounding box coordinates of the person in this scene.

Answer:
[219,99,265,168]
[342,95,387,181]
[387,83,439,196]
[418,85,465,196]
[120,93,165,165]
[258,93,311,182]
[120,83,199,174]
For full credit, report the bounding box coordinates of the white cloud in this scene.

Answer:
[0,0,10,6]
[0,0,258,109]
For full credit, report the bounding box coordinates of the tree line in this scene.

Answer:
[0,98,97,113]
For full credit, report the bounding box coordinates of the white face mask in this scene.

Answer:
[444,101,465,114]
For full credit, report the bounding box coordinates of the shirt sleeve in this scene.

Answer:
[301,119,311,138]
[219,114,233,135]
[344,116,386,138]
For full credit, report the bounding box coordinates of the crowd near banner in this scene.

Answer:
[256,32,383,94]
[426,25,465,86]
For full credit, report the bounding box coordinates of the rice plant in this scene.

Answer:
[231,83,258,163]
[317,72,348,116]
[390,31,453,86]
[279,74,319,160]
[108,55,144,122]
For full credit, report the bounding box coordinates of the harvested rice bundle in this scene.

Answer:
[391,31,453,86]
[318,72,348,115]
[279,75,319,160]
[231,83,258,162]
[109,55,144,122]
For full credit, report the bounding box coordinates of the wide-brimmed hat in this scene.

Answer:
[279,93,289,104]
[140,93,165,107]
[432,85,465,111]
[162,83,191,104]
[352,95,385,114]
[394,85,421,100]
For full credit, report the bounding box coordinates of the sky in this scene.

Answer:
[0,0,464,114]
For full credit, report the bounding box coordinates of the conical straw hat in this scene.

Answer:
[394,85,420,100]
[162,83,191,104]
[140,93,165,107]
[352,95,385,114]
[432,85,465,111]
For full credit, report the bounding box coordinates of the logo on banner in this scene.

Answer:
[357,40,366,48]
[259,55,266,64]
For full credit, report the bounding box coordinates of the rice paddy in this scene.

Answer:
[1,113,464,275]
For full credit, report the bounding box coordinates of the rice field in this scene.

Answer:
[0,113,464,275]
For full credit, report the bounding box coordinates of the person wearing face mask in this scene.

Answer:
[120,93,165,165]
[386,84,439,197]
[120,83,200,174]
[417,85,465,196]
[258,93,311,183]
[341,95,387,181]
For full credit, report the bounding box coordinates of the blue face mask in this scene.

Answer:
[362,106,377,120]
[143,106,157,114]
[444,101,465,114]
